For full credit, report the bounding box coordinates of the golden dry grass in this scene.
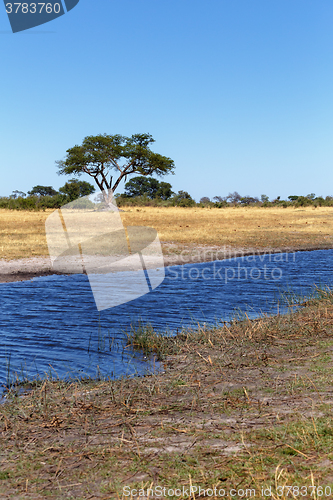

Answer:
[1,206,333,260]
[0,209,53,260]
[121,206,333,249]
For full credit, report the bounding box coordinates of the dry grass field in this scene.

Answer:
[1,206,333,260]
[122,205,333,252]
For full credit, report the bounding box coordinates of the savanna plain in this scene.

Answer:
[1,206,333,261]
[1,206,333,499]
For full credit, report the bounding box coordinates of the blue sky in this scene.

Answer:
[1,0,332,202]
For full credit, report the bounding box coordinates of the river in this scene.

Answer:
[0,249,332,390]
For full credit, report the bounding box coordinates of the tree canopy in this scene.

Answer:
[10,190,26,199]
[59,179,95,201]
[173,190,195,207]
[28,185,58,197]
[199,196,211,204]
[124,176,173,200]
[56,133,175,197]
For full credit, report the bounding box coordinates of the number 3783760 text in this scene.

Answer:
[5,3,61,14]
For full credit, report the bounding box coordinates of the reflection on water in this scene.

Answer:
[0,249,332,388]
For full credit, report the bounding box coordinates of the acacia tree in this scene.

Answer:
[56,133,174,204]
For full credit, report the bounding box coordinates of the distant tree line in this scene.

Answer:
[116,182,333,209]
[195,192,333,208]
[0,176,198,210]
[0,179,95,210]
[2,178,333,210]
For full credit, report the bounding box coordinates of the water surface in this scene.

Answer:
[0,249,332,388]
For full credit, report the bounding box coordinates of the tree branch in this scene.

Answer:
[112,172,127,193]
[100,169,111,190]
[111,160,122,173]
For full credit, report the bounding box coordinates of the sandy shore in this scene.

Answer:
[0,242,329,284]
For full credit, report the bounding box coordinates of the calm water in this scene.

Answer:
[0,249,332,389]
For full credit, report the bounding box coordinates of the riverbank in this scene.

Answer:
[1,242,333,284]
[1,289,333,498]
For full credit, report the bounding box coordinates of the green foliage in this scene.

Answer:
[156,181,174,200]
[59,179,95,201]
[56,133,175,194]
[314,197,325,207]
[0,179,94,211]
[116,194,169,208]
[125,322,175,361]
[38,194,68,209]
[172,190,195,207]
[240,196,259,205]
[212,196,228,207]
[294,196,313,207]
[0,196,38,210]
[124,176,173,199]
[28,185,58,197]
[4,180,333,211]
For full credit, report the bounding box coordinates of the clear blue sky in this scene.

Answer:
[1,0,332,202]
